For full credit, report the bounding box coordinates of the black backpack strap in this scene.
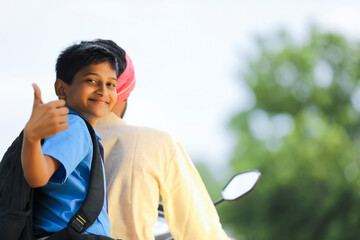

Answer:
[47,114,118,240]
[68,114,104,233]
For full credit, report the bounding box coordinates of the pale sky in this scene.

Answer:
[0,0,359,172]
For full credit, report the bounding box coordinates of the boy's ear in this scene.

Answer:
[55,78,67,99]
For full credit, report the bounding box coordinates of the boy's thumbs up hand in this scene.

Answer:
[24,84,69,142]
[32,83,44,107]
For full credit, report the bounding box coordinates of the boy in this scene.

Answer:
[21,42,120,238]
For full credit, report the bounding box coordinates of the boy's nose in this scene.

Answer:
[96,83,108,96]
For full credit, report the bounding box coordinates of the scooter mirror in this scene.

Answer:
[221,169,261,201]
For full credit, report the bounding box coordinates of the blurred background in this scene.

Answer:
[1,0,360,239]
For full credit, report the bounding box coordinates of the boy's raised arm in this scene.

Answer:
[21,84,69,187]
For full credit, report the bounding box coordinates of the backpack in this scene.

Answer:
[0,130,33,240]
[0,114,118,240]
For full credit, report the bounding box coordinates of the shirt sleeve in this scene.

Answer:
[41,115,92,183]
[161,142,230,239]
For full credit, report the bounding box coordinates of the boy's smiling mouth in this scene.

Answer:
[88,98,110,104]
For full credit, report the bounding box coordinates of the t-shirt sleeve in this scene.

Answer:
[41,115,92,184]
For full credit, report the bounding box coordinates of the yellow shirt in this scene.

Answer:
[96,113,229,240]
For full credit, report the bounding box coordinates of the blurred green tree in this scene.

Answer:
[222,28,360,240]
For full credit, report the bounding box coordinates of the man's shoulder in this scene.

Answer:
[116,123,177,147]
[126,123,170,136]
[97,113,174,141]
[99,123,179,153]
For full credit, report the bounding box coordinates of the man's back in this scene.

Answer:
[97,112,229,239]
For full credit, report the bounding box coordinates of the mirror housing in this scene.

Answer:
[221,169,261,202]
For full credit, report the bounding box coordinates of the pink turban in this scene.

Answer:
[116,54,136,103]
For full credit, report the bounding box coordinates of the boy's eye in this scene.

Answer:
[86,79,97,84]
[107,82,116,88]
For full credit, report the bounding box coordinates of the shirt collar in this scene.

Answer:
[68,109,102,140]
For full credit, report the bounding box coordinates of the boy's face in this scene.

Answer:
[59,62,117,126]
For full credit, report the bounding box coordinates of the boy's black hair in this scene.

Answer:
[56,42,119,85]
[81,39,127,77]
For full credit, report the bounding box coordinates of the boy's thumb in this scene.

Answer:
[32,83,43,107]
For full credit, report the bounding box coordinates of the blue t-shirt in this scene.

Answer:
[33,110,110,236]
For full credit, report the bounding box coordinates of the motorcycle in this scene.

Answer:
[153,169,261,240]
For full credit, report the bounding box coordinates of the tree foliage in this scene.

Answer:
[222,28,360,240]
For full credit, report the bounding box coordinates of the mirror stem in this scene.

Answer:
[213,198,224,206]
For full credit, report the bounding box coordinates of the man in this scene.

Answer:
[95,40,231,239]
